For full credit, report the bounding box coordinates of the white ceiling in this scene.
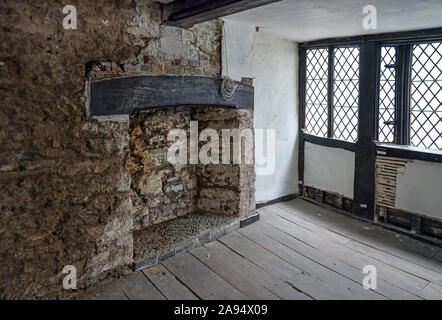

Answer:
[224,0,442,42]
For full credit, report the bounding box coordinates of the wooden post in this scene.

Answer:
[353,42,378,220]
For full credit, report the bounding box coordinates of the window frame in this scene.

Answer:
[331,45,361,142]
[376,40,441,150]
[304,47,329,138]
[299,28,442,153]
[303,44,361,143]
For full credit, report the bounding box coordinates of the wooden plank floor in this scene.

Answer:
[81,199,442,300]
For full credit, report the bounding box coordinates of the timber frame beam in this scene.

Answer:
[162,0,282,28]
[89,75,254,116]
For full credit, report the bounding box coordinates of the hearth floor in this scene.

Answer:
[133,211,239,270]
[79,199,442,300]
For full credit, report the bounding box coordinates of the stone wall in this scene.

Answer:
[129,107,255,230]
[0,0,221,299]
[194,108,255,217]
[129,107,197,230]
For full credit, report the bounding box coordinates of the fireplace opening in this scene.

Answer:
[129,106,255,269]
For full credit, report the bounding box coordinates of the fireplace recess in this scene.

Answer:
[89,75,257,271]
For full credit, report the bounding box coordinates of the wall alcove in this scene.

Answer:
[90,75,256,270]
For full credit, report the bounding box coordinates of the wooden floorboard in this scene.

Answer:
[434,250,442,263]
[344,240,442,285]
[237,224,385,300]
[278,200,440,264]
[120,272,166,300]
[79,279,128,300]
[219,231,353,299]
[263,206,436,295]
[259,206,432,297]
[80,199,442,300]
[142,264,199,300]
[246,217,422,300]
[419,283,442,300]
[190,245,280,300]
[203,241,312,300]
[162,251,247,300]
[267,203,442,281]
[274,200,442,285]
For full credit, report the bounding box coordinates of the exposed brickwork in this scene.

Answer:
[377,206,442,240]
[324,192,343,210]
[421,217,442,239]
[383,207,414,229]
[303,186,353,214]
[343,198,353,213]
[304,187,442,240]
[375,156,442,240]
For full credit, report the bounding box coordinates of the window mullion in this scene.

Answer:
[327,46,334,138]
[403,45,412,146]
[398,44,412,145]
[374,44,381,141]
[395,46,404,144]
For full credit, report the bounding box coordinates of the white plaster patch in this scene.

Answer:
[221,20,254,82]
[304,142,355,199]
[395,160,442,220]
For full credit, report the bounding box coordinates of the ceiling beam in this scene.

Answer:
[162,0,282,28]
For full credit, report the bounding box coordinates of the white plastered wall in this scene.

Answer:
[395,160,442,220]
[222,19,299,204]
[304,142,355,199]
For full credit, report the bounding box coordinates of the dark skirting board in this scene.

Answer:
[90,75,254,116]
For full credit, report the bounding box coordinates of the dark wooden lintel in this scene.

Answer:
[90,75,254,116]
[162,0,282,28]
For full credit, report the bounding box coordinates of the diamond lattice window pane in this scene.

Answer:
[378,46,397,143]
[333,47,360,142]
[410,42,442,150]
[305,48,328,137]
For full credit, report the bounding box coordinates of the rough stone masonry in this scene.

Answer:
[0,0,254,299]
[130,107,255,231]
